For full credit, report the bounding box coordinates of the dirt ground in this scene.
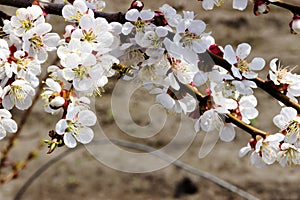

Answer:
[1,0,300,199]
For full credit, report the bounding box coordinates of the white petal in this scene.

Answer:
[79,14,94,30]
[55,119,67,135]
[156,93,175,109]
[269,58,279,72]
[262,146,277,165]
[219,123,235,142]
[76,127,94,144]
[2,118,17,133]
[122,22,134,35]
[233,0,248,10]
[239,145,251,157]
[250,152,266,168]
[125,9,140,21]
[193,71,208,86]
[236,43,251,60]
[43,33,60,48]
[224,45,237,65]
[231,66,242,79]
[156,26,168,37]
[0,126,6,140]
[78,110,97,126]
[0,109,12,118]
[249,57,265,71]
[140,10,155,21]
[64,132,77,148]
[188,20,206,35]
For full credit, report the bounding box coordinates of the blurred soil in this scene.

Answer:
[1,0,300,200]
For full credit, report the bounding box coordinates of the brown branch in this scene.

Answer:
[207,51,300,114]
[0,82,43,174]
[269,0,300,15]
[183,84,267,137]
[0,142,43,185]
[0,0,126,23]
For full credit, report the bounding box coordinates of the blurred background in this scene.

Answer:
[1,0,300,199]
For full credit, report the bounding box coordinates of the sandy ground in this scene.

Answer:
[1,0,300,199]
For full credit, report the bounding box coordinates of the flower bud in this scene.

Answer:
[50,96,65,109]
[290,15,300,34]
[129,0,144,11]
[253,0,270,16]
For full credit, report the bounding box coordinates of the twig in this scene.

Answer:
[0,56,60,174]
[269,0,300,15]
[0,0,126,23]
[0,142,44,185]
[14,139,259,200]
[184,83,268,137]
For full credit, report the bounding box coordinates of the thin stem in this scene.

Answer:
[268,0,300,15]
[0,56,59,174]
[0,0,126,23]
[0,85,42,173]
[226,113,267,138]
[0,142,44,185]
[184,83,267,137]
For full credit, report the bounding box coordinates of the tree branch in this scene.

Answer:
[0,0,126,23]
[269,0,300,15]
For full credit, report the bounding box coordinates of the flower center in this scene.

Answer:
[181,31,201,47]
[82,29,96,42]
[237,59,249,73]
[74,66,89,79]
[21,20,33,30]
[10,84,24,100]
[134,19,146,31]
[29,34,43,49]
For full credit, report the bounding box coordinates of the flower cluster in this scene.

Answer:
[240,107,300,167]
[1,0,300,169]
[0,5,60,139]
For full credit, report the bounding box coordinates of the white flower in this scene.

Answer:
[62,0,94,23]
[22,23,60,63]
[0,109,18,140]
[174,18,212,53]
[238,95,259,124]
[239,133,283,167]
[2,79,35,110]
[159,4,181,27]
[224,43,265,79]
[269,58,295,85]
[55,108,96,148]
[277,143,300,167]
[154,87,197,114]
[194,109,236,142]
[41,78,65,114]
[273,107,300,144]
[6,5,44,36]
[9,50,41,88]
[122,9,155,35]
[71,15,116,53]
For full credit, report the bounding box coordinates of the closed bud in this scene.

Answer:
[290,15,300,34]
[129,0,144,11]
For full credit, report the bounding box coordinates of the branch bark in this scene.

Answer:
[0,0,126,23]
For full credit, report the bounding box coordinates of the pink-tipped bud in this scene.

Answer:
[129,0,144,11]
[253,0,270,16]
[290,15,300,34]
